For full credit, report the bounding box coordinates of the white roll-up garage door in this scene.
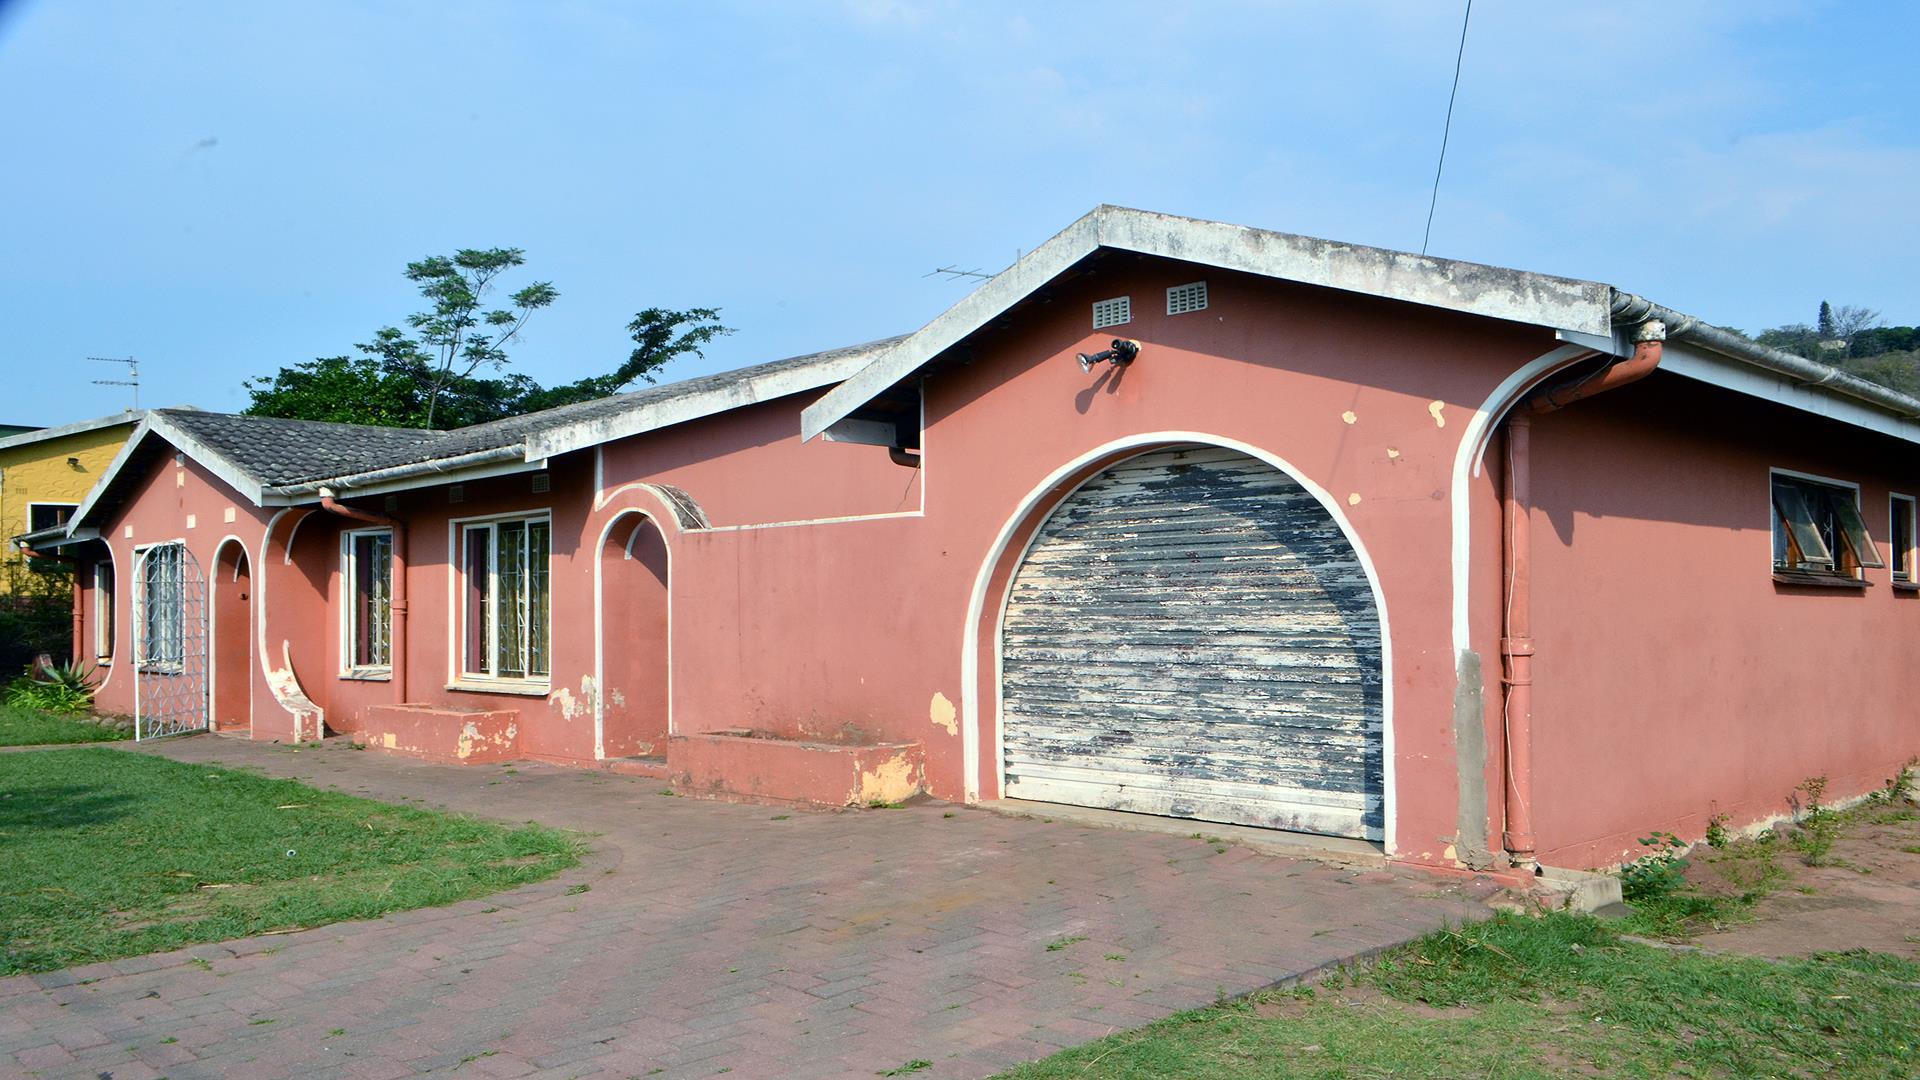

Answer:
[1001,446,1384,840]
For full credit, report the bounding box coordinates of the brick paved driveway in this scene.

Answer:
[1,738,1496,1079]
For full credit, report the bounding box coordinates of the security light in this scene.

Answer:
[1076,338,1141,373]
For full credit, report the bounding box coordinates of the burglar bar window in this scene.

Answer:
[1892,494,1916,584]
[460,516,551,682]
[139,543,184,670]
[1771,473,1883,580]
[343,529,393,672]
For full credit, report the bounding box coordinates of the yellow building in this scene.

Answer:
[1,412,142,595]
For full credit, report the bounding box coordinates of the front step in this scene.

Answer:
[600,754,668,779]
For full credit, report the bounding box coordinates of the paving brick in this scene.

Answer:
[1,736,1491,1079]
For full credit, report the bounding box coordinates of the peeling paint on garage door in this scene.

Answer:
[1001,445,1384,840]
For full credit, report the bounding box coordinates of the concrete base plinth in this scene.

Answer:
[666,730,924,807]
[354,704,520,764]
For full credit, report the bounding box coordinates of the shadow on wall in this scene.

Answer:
[1529,370,1907,563]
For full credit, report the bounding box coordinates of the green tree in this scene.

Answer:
[402,249,558,428]
[245,251,732,429]
[1817,300,1835,339]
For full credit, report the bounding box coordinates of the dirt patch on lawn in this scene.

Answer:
[1685,799,1920,962]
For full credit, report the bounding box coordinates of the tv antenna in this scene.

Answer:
[924,264,992,283]
[88,355,140,410]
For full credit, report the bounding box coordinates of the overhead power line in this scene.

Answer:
[1421,0,1474,256]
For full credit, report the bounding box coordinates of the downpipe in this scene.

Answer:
[1499,320,1665,871]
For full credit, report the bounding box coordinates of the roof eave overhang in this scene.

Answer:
[67,416,271,537]
[802,205,1615,440]
[527,346,893,461]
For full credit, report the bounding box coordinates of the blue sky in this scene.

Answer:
[2,0,1915,427]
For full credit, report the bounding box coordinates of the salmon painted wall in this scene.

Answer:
[623,259,1568,864]
[78,449,288,738]
[1526,372,1920,868]
[599,394,921,526]
[313,455,597,760]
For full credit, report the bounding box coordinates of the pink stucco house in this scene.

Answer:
[28,207,1920,875]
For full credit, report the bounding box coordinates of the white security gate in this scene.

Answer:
[132,542,209,740]
[1001,446,1384,840]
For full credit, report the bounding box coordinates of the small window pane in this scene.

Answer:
[95,561,115,660]
[1894,498,1915,581]
[350,532,392,668]
[1773,482,1834,569]
[464,527,492,675]
[527,520,550,678]
[496,522,527,679]
[1827,490,1885,569]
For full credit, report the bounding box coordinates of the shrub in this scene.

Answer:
[4,660,99,715]
[1790,776,1838,866]
[1620,831,1689,903]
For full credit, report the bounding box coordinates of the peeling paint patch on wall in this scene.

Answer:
[929,691,958,736]
[1428,400,1447,427]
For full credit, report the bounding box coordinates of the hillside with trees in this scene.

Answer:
[1750,302,1920,396]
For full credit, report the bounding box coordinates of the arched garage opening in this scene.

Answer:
[210,539,253,733]
[597,511,670,759]
[998,444,1385,841]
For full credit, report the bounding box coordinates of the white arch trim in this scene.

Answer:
[258,508,325,740]
[1447,344,1598,654]
[592,507,674,761]
[92,542,120,699]
[960,431,1398,853]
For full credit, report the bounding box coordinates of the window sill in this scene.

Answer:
[1772,572,1871,590]
[445,679,550,697]
[341,668,392,682]
[1893,580,1920,592]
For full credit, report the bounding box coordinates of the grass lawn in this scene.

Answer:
[0,703,130,746]
[996,913,1920,1079]
[0,747,579,976]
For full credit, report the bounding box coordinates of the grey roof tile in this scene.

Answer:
[148,336,904,490]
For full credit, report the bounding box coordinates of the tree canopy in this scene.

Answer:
[244,250,731,429]
[1749,302,1918,396]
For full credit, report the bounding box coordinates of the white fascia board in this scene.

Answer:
[802,205,1615,440]
[149,415,269,506]
[68,417,269,535]
[525,348,890,461]
[1659,340,1920,447]
[0,411,143,453]
[67,421,159,534]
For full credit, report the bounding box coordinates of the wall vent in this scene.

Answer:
[531,473,552,494]
[1092,296,1132,329]
[448,484,465,504]
[1166,280,1208,315]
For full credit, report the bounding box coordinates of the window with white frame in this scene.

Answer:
[1771,472,1883,580]
[1892,494,1916,585]
[94,560,115,662]
[459,516,550,682]
[343,529,393,672]
[138,543,185,669]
